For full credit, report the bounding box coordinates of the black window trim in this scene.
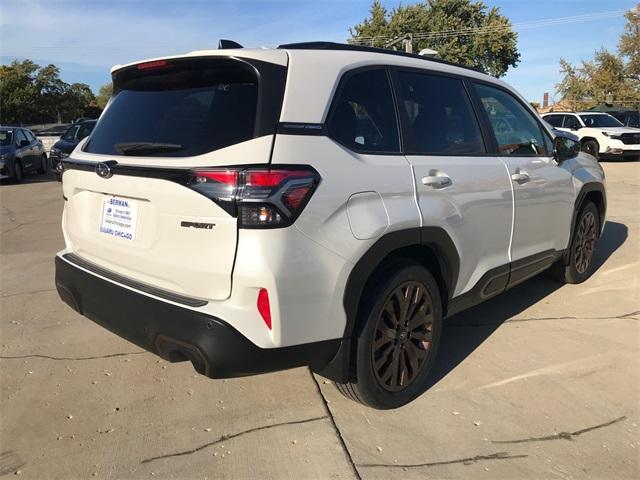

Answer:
[325,65,404,156]
[469,79,554,158]
[389,66,492,157]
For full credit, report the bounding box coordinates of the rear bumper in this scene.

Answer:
[54,254,340,378]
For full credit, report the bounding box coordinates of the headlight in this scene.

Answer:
[50,148,59,155]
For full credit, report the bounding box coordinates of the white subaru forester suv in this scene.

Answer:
[55,42,606,409]
[542,111,640,161]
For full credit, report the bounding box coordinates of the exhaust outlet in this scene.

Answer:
[155,335,210,376]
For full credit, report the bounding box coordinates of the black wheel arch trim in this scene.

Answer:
[316,226,459,383]
[563,182,606,265]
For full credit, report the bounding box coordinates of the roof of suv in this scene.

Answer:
[111,42,517,124]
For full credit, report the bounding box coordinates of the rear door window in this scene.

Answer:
[395,71,485,155]
[328,69,400,153]
[544,115,563,128]
[85,59,263,157]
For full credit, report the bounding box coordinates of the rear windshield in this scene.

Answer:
[85,59,260,157]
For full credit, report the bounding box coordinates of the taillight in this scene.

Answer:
[188,166,320,228]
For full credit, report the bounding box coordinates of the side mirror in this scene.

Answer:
[570,125,581,131]
[19,139,30,148]
[553,136,580,163]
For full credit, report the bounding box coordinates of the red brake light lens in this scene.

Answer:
[257,288,272,330]
[245,170,310,187]
[136,60,173,71]
[188,166,320,228]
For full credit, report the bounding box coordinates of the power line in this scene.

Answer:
[0,9,628,56]
[349,9,626,44]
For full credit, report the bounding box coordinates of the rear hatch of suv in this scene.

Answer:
[60,52,288,301]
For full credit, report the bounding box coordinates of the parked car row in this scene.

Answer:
[0,120,97,183]
[49,120,96,175]
[542,111,640,161]
[0,127,48,182]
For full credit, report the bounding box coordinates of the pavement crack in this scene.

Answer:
[1,288,57,299]
[492,415,627,444]
[358,451,528,469]
[0,351,147,361]
[141,415,328,464]
[449,311,640,327]
[309,370,362,480]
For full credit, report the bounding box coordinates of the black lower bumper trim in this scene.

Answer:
[62,253,207,307]
[55,255,341,378]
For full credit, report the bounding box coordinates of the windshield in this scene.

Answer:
[62,125,81,141]
[85,59,260,157]
[0,130,13,146]
[579,114,624,128]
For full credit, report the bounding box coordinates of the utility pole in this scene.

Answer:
[385,33,413,53]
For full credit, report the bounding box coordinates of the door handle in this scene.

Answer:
[422,175,452,189]
[511,170,530,184]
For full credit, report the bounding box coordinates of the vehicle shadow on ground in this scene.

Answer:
[423,220,628,391]
[0,172,58,185]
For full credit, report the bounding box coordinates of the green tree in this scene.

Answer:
[0,59,97,124]
[0,60,39,124]
[95,83,113,109]
[63,83,96,120]
[556,4,640,109]
[349,0,520,77]
[618,3,640,78]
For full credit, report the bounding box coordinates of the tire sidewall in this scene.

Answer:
[582,140,599,160]
[567,202,600,282]
[354,263,443,409]
[14,162,23,182]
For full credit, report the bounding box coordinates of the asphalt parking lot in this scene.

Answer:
[1,162,638,479]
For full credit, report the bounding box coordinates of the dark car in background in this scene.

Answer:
[49,120,96,174]
[610,110,640,129]
[1,127,48,183]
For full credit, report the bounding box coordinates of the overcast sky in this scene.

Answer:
[0,0,635,103]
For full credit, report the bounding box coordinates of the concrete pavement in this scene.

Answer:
[1,162,638,479]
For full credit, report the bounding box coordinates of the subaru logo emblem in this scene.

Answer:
[96,162,114,179]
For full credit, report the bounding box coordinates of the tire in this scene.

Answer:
[581,140,599,160]
[552,201,600,284]
[37,154,48,174]
[335,260,443,409]
[13,161,23,183]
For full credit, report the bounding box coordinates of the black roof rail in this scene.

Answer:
[277,41,486,74]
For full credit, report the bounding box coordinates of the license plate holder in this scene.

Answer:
[99,197,138,241]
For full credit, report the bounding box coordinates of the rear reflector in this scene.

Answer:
[257,289,272,330]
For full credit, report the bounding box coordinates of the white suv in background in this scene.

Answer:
[542,111,640,161]
[55,42,606,409]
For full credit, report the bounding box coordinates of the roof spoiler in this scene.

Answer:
[218,39,243,49]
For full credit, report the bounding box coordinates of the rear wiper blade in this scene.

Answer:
[115,142,183,156]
